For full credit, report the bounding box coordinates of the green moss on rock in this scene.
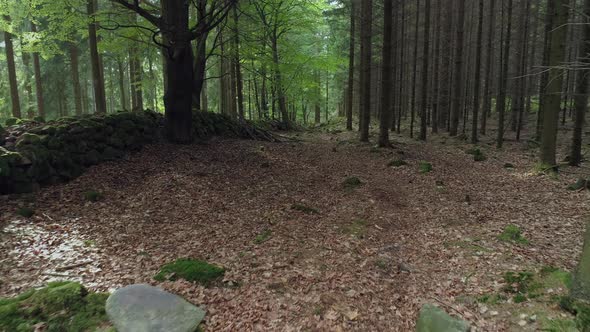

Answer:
[154,258,225,286]
[0,282,112,332]
[16,207,34,218]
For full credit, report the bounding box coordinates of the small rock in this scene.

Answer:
[106,284,205,332]
[490,311,499,316]
[529,315,537,322]
[519,314,528,320]
[416,304,470,332]
[518,320,527,327]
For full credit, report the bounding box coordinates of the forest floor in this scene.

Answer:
[1,123,589,331]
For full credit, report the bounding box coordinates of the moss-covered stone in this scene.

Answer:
[84,190,104,202]
[5,117,19,126]
[16,207,34,218]
[154,258,225,286]
[343,176,363,190]
[0,282,112,332]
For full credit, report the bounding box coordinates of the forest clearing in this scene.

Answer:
[2,0,590,331]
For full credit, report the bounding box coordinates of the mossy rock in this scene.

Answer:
[0,282,112,332]
[16,133,45,148]
[567,178,589,191]
[154,258,225,286]
[0,147,23,177]
[33,116,46,123]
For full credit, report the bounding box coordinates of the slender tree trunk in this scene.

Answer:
[540,0,570,166]
[87,0,107,114]
[30,23,45,118]
[346,1,356,130]
[537,0,555,139]
[497,0,514,148]
[481,0,496,135]
[193,0,208,111]
[3,21,21,119]
[21,51,34,119]
[419,0,431,140]
[471,0,484,143]
[516,0,532,141]
[432,0,442,134]
[359,0,373,142]
[410,0,420,138]
[450,0,466,136]
[439,0,453,131]
[570,0,589,166]
[378,0,393,147]
[70,43,83,116]
[397,3,406,134]
[233,5,245,120]
[129,46,144,111]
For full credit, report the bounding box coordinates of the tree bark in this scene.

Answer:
[419,0,431,141]
[497,0,514,149]
[540,0,570,166]
[450,0,466,136]
[70,43,83,116]
[3,23,20,119]
[410,0,420,138]
[233,5,245,120]
[570,0,590,166]
[359,0,373,142]
[378,0,393,147]
[471,0,484,143]
[346,0,356,131]
[87,0,107,114]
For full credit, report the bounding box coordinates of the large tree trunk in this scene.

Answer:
[161,0,194,143]
[419,0,431,141]
[471,0,484,143]
[378,0,393,147]
[497,0,514,149]
[431,0,442,134]
[359,0,372,142]
[450,0,466,136]
[87,0,107,114]
[70,43,83,116]
[346,0,356,131]
[537,0,555,140]
[570,0,590,166]
[3,18,21,119]
[540,0,570,166]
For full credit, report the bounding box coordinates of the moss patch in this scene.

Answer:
[341,219,367,239]
[84,190,104,202]
[466,148,487,162]
[0,281,112,332]
[291,203,319,214]
[254,229,272,244]
[419,162,433,173]
[342,176,363,190]
[16,207,35,218]
[388,159,407,167]
[567,178,589,191]
[498,224,529,244]
[153,258,225,286]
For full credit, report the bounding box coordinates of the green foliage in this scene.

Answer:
[341,219,367,239]
[419,162,433,174]
[4,117,20,126]
[388,159,407,167]
[16,207,34,218]
[84,190,103,202]
[498,224,529,244]
[0,282,112,332]
[291,203,319,214]
[154,258,225,286]
[342,176,363,190]
[254,229,272,244]
[559,296,590,331]
[466,148,487,162]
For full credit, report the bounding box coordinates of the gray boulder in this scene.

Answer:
[106,284,205,332]
[416,304,470,332]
